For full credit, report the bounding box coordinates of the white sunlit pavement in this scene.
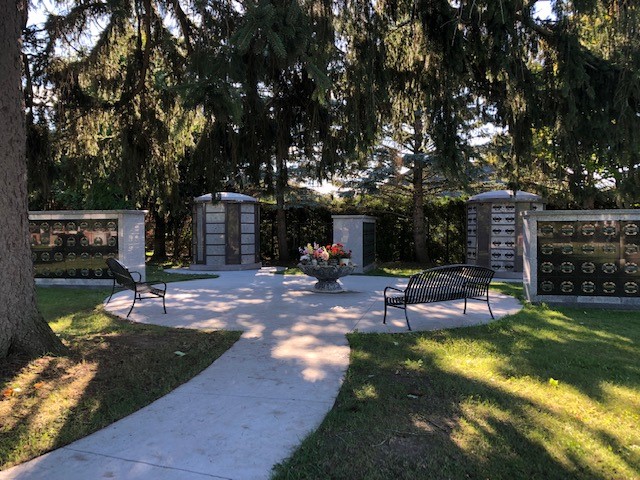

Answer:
[1,270,522,480]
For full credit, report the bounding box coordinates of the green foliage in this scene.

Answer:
[260,192,466,265]
[261,200,334,263]
[361,195,466,264]
[23,0,640,264]
[454,0,640,206]
[380,0,474,181]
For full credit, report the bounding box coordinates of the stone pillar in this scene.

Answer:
[332,215,376,274]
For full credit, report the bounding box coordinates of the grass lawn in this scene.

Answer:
[146,261,219,283]
[273,284,640,480]
[0,284,240,470]
[364,261,432,277]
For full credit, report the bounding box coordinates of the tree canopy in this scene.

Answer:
[22,0,640,246]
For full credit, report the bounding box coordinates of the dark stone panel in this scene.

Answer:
[31,218,118,279]
[537,219,639,297]
[226,204,241,265]
[476,203,491,268]
[363,222,376,266]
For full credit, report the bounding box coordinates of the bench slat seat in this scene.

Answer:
[106,258,167,318]
[383,264,495,330]
[135,284,165,297]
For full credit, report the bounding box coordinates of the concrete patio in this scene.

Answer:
[0,270,521,480]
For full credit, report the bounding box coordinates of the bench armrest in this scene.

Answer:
[384,286,405,297]
[129,270,142,282]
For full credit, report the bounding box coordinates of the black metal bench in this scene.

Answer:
[383,264,495,330]
[105,258,167,318]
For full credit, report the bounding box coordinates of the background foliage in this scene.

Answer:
[23,0,640,264]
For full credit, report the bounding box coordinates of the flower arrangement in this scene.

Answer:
[327,243,351,259]
[299,242,352,264]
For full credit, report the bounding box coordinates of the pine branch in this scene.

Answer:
[135,0,153,98]
[170,0,193,55]
[515,10,555,39]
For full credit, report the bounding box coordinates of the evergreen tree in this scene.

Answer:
[379,0,475,262]
[190,0,340,261]
[0,0,66,358]
[446,0,640,206]
[32,0,200,258]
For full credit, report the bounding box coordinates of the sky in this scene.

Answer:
[29,0,554,26]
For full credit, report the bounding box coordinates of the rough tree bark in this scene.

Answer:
[412,161,429,264]
[411,116,429,264]
[0,0,67,358]
[275,151,290,263]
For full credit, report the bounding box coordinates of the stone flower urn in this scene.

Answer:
[298,263,356,293]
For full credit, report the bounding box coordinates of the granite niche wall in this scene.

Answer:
[467,190,545,278]
[190,193,261,271]
[523,209,640,306]
[332,215,376,274]
[30,210,146,285]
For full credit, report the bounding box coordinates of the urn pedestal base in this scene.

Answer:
[298,263,356,293]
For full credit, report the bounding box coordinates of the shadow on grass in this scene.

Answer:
[273,302,640,480]
[0,294,240,470]
[484,304,640,399]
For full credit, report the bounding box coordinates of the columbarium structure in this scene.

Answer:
[523,209,640,306]
[466,190,545,278]
[332,215,376,274]
[30,210,146,286]
[191,192,261,271]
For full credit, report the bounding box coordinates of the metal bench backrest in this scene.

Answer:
[405,264,494,303]
[461,265,495,297]
[405,265,466,303]
[106,258,137,290]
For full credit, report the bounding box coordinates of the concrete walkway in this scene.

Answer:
[1,271,521,480]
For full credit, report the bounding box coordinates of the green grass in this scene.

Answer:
[145,261,219,283]
[276,267,304,275]
[273,286,640,480]
[0,286,240,469]
[364,261,429,277]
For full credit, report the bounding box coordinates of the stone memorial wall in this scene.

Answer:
[523,210,640,306]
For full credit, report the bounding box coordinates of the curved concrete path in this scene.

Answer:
[1,271,521,480]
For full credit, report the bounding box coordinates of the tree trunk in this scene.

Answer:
[275,153,290,262]
[0,0,66,358]
[411,115,429,264]
[412,162,429,264]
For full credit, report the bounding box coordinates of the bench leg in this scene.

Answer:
[126,293,137,318]
[464,294,495,319]
[106,278,117,304]
[383,301,388,324]
[162,294,167,314]
[404,303,411,331]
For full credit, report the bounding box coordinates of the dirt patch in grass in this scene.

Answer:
[1,326,240,470]
[381,413,458,456]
